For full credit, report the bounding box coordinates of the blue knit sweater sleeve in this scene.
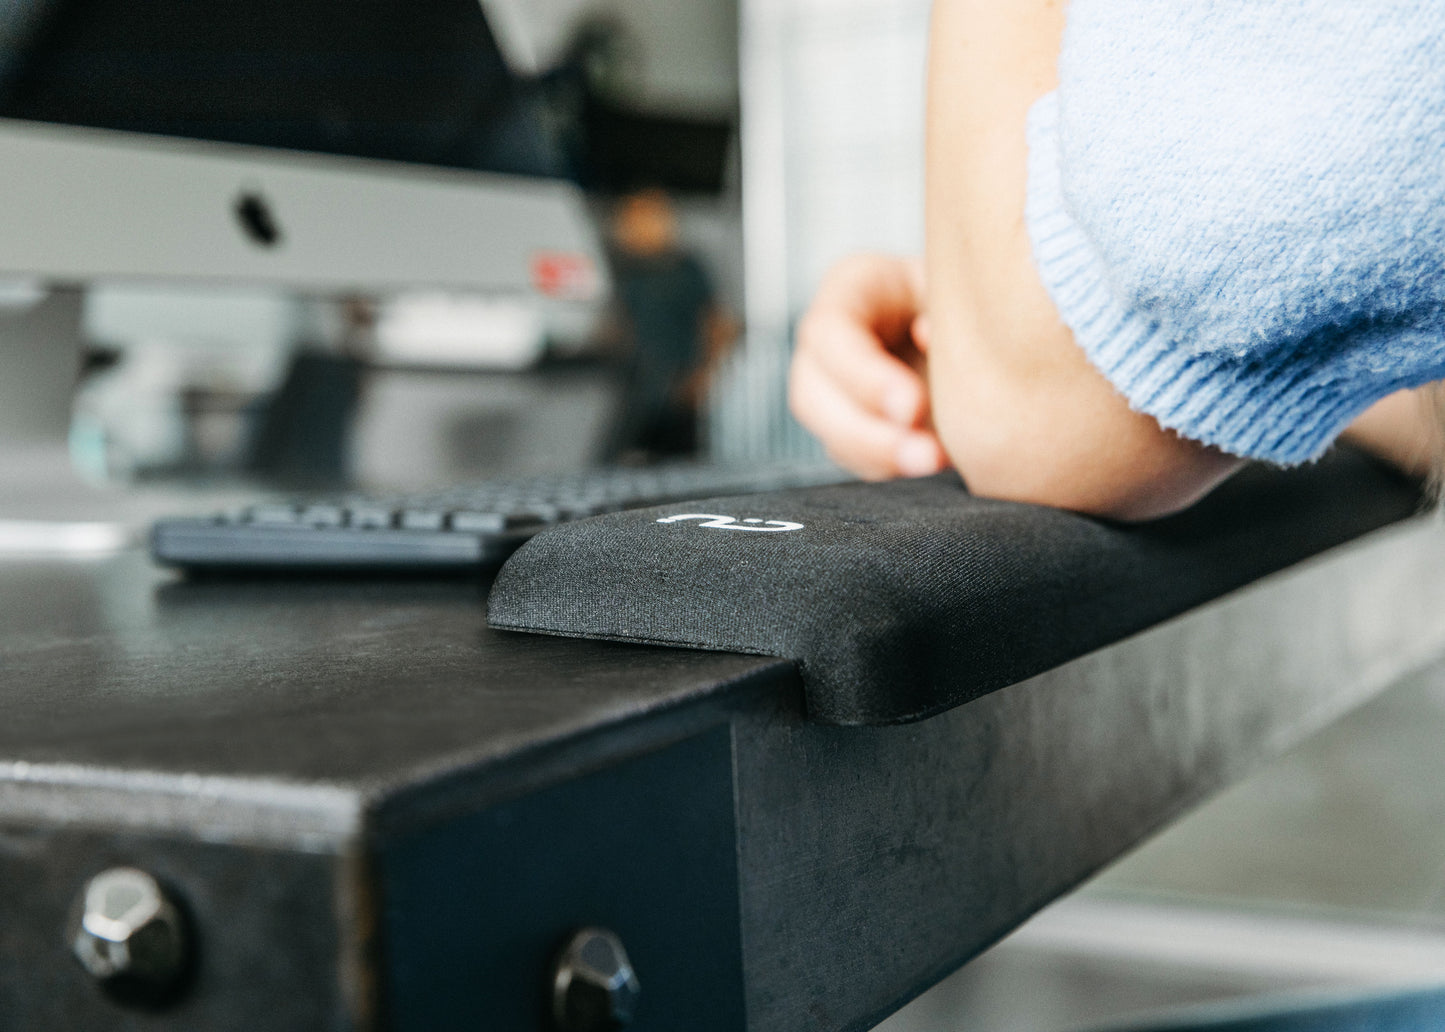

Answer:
[1025,0,1445,464]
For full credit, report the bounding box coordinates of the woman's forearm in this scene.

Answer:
[923,0,1239,520]
[1340,388,1441,479]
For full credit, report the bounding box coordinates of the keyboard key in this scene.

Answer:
[246,504,300,525]
[517,505,561,524]
[449,511,549,533]
[299,505,344,527]
[345,507,394,530]
[447,511,505,534]
[399,509,445,532]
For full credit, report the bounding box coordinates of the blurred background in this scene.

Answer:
[6,0,749,492]
[4,0,1445,1027]
[3,0,932,492]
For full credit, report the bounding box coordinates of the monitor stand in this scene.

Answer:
[0,286,203,553]
[0,286,103,515]
[0,285,79,443]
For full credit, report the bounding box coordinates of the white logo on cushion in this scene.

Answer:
[656,514,804,533]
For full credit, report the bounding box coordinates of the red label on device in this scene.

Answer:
[531,252,599,300]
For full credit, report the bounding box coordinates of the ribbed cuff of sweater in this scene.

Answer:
[1024,91,1375,466]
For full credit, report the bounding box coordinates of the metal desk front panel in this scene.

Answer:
[0,823,359,1028]
[380,728,744,1032]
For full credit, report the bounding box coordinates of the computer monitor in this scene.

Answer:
[0,0,607,507]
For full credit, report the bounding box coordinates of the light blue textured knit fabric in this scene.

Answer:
[1025,0,1445,463]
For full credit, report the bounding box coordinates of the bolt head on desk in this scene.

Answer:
[552,927,641,1031]
[68,867,189,997]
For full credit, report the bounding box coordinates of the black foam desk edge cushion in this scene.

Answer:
[487,448,1425,726]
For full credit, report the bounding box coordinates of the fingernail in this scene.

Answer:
[896,435,944,477]
[912,316,932,350]
[884,386,919,425]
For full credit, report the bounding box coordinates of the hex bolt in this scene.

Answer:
[67,867,190,999]
[551,927,641,1031]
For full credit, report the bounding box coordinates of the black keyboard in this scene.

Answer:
[150,463,849,572]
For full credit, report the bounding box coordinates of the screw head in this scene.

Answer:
[552,927,641,1031]
[68,868,189,997]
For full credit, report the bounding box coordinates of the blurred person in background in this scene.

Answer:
[606,187,735,461]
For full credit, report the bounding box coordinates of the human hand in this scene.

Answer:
[789,253,949,480]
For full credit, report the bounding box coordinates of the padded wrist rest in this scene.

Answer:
[487,449,1423,726]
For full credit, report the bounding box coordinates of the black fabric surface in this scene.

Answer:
[487,449,1424,726]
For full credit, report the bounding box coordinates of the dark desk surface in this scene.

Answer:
[0,553,793,830]
[5,519,1445,1031]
